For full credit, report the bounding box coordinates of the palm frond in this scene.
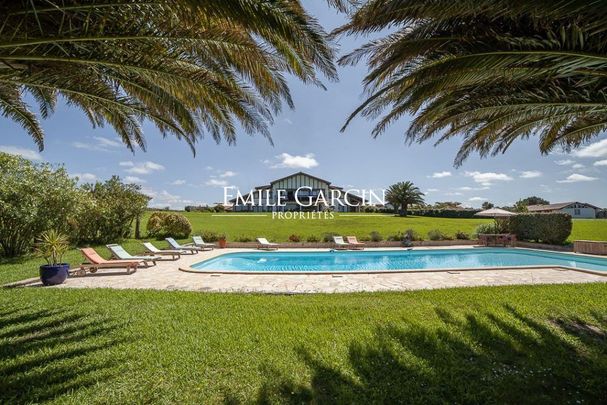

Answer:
[338,0,607,165]
[0,0,336,151]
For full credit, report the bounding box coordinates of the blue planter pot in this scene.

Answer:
[39,263,69,286]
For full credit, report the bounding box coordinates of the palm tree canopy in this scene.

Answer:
[0,0,337,152]
[385,181,425,209]
[336,0,607,166]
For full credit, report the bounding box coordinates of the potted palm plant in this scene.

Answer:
[36,230,70,286]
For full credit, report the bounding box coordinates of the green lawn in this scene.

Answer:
[570,219,607,242]
[2,284,607,403]
[139,211,607,244]
[141,211,492,241]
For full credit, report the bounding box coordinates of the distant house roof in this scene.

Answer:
[229,172,365,204]
[527,202,600,211]
[270,171,333,186]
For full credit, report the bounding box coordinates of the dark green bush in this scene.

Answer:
[71,176,150,244]
[403,229,423,241]
[407,209,481,218]
[428,229,451,241]
[234,235,253,242]
[455,230,470,240]
[474,223,497,237]
[288,234,301,242]
[322,232,339,243]
[146,212,192,239]
[370,231,383,242]
[509,213,572,245]
[0,153,80,257]
[305,235,320,243]
[387,232,404,241]
[201,230,221,242]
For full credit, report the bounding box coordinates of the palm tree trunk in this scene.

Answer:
[403,203,408,217]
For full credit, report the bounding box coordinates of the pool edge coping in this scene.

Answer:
[179,247,607,277]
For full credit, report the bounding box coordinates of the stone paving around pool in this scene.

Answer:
[18,246,607,293]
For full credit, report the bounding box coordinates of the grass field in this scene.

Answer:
[1,213,605,285]
[2,284,607,403]
[139,211,607,243]
[141,212,493,242]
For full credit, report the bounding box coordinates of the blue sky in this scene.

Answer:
[1,3,606,209]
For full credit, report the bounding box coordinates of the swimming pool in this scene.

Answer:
[189,248,607,273]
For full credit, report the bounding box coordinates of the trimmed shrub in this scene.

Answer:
[427,229,451,241]
[407,209,481,218]
[404,229,423,241]
[370,231,383,242]
[509,213,572,245]
[234,235,253,242]
[146,212,192,239]
[322,232,339,243]
[201,230,221,242]
[288,234,301,242]
[306,235,320,243]
[387,232,404,241]
[474,223,497,237]
[455,230,470,240]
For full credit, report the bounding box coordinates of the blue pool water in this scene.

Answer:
[190,248,607,273]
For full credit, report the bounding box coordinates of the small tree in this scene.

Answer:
[481,201,495,210]
[514,196,549,212]
[0,153,80,257]
[385,181,425,217]
[71,176,150,244]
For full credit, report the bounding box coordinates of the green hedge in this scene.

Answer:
[407,209,481,218]
[509,213,572,245]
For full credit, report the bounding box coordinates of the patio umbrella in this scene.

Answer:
[474,208,517,232]
[474,208,517,218]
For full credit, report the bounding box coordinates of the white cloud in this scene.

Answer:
[555,159,575,166]
[124,176,146,184]
[0,145,42,160]
[219,170,236,178]
[572,163,585,169]
[573,139,607,158]
[445,192,463,196]
[456,186,489,191]
[519,170,542,179]
[594,159,607,167]
[465,171,513,185]
[469,197,488,202]
[284,118,293,125]
[120,161,164,175]
[145,189,195,209]
[430,171,452,178]
[205,179,229,187]
[171,179,187,185]
[426,188,439,192]
[71,173,97,182]
[72,136,121,152]
[269,153,319,169]
[557,173,598,183]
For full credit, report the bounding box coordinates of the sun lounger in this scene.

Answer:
[107,244,160,267]
[332,236,350,250]
[188,236,215,250]
[345,236,365,250]
[165,237,200,254]
[78,248,138,274]
[143,242,181,260]
[257,237,279,250]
